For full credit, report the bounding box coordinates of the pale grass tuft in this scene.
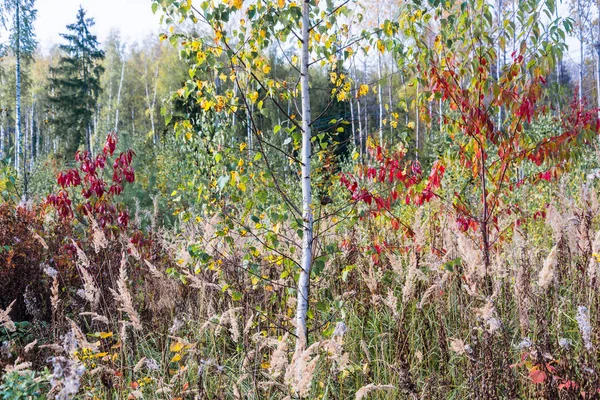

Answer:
[4,359,32,373]
[151,195,160,231]
[382,290,399,318]
[110,254,142,330]
[402,252,425,302]
[321,339,350,372]
[285,342,321,398]
[449,338,467,355]
[538,245,558,290]
[475,301,502,334]
[39,344,64,353]
[181,269,222,291]
[30,229,48,249]
[24,339,38,353]
[67,318,99,351]
[144,259,164,279]
[418,283,440,309]
[546,203,566,243]
[133,357,147,373]
[71,240,100,308]
[512,228,531,335]
[156,388,172,395]
[357,261,382,305]
[127,239,141,260]
[51,276,60,311]
[355,384,395,400]
[243,313,255,336]
[1,300,16,332]
[457,232,484,291]
[588,230,600,284]
[360,340,371,363]
[215,307,243,342]
[169,365,189,385]
[90,217,108,253]
[79,312,109,326]
[269,333,289,378]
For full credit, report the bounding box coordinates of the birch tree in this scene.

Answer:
[570,0,593,101]
[1,0,36,193]
[153,0,366,355]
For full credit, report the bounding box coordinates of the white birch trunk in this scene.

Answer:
[107,82,113,131]
[496,0,502,128]
[355,65,363,157]
[15,5,21,176]
[377,53,384,146]
[114,57,125,132]
[295,0,314,352]
[35,112,40,162]
[145,62,159,144]
[597,51,600,120]
[580,34,584,102]
[350,85,356,147]
[29,101,34,171]
[415,81,419,160]
[0,123,4,159]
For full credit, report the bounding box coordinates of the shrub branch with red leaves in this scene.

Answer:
[47,132,135,232]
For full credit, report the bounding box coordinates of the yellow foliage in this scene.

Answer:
[357,84,369,98]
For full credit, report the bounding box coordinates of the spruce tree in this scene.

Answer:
[48,6,104,158]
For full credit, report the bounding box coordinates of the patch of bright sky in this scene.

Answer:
[32,0,584,59]
[34,0,162,52]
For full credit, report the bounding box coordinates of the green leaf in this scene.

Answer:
[256,189,267,203]
[217,175,229,190]
[231,290,243,301]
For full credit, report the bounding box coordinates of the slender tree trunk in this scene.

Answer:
[0,121,4,159]
[107,82,113,131]
[114,55,125,132]
[364,61,368,141]
[401,71,408,125]
[439,98,442,131]
[354,65,363,157]
[377,56,384,146]
[296,0,314,352]
[145,63,159,144]
[15,4,21,177]
[377,29,384,147]
[388,64,393,136]
[35,111,40,162]
[94,106,98,149]
[497,0,503,128]
[597,6,600,119]
[23,109,28,200]
[415,81,420,160]
[29,101,34,171]
[580,34,584,102]
[247,81,254,149]
[597,49,600,120]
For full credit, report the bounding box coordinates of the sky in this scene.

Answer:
[34,0,161,51]
[29,0,584,60]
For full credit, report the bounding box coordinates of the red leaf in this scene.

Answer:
[529,368,546,384]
